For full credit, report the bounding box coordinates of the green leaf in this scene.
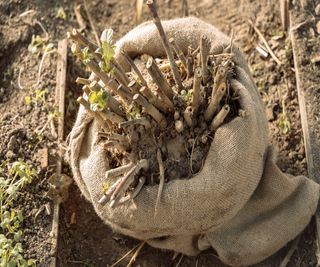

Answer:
[7,261,16,267]
[278,113,290,134]
[24,96,31,106]
[56,7,66,20]
[88,89,109,111]
[100,29,116,73]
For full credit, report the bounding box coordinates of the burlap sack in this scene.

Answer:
[68,18,320,266]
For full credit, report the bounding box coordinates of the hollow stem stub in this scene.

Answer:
[146,0,183,91]
[146,57,174,100]
[204,82,227,122]
[184,106,193,127]
[140,86,172,113]
[192,67,202,114]
[210,104,230,131]
[200,35,210,84]
[76,77,91,85]
[133,94,167,128]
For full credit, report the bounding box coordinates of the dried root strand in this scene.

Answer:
[210,104,230,131]
[110,159,149,208]
[146,56,174,100]
[200,35,210,84]
[133,94,167,128]
[192,67,202,114]
[146,0,183,91]
[204,82,227,122]
[155,149,165,214]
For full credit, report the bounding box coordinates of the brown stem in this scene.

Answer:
[146,56,174,100]
[110,159,149,208]
[183,106,193,127]
[121,49,148,87]
[133,94,167,128]
[99,109,125,124]
[83,0,101,47]
[68,28,98,52]
[186,56,193,79]
[82,85,91,96]
[117,84,134,102]
[192,67,202,114]
[210,104,230,131]
[181,0,189,16]
[169,38,187,68]
[77,96,109,131]
[139,86,171,113]
[74,4,87,31]
[76,77,91,85]
[146,0,183,91]
[200,35,210,84]
[119,117,152,129]
[204,82,227,122]
[111,60,130,86]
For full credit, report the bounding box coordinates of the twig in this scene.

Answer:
[121,49,148,87]
[279,235,301,267]
[155,149,165,215]
[146,56,174,100]
[175,254,184,267]
[146,0,183,91]
[135,0,144,25]
[169,38,187,68]
[192,67,202,114]
[74,4,87,31]
[68,28,98,52]
[34,19,49,40]
[248,19,282,66]
[139,86,171,113]
[210,104,230,131]
[133,94,167,128]
[76,77,91,85]
[200,35,210,83]
[110,159,149,207]
[110,243,141,267]
[127,241,146,267]
[181,0,188,17]
[83,0,101,47]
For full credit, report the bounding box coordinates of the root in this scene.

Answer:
[155,149,165,215]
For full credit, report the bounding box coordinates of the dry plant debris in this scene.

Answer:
[68,0,240,209]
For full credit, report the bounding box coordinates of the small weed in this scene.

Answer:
[180,89,193,105]
[100,29,116,73]
[278,113,290,134]
[56,7,67,21]
[88,89,109,112]
[25,89,48,106]
[126,104,142,119]
[28,35,54,55]
[0,161,37,266]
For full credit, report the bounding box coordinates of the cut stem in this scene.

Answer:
[106,162,134,179]
[200,35,210,84]
[68,28,98,52]
[140,86,172,113]
[76,77,91,85]
[146,0,183,91]
[210,104,230,131]
[133,94,167,128]
[192,67,202,114]
[204,82,227,122]
[169,38,187,68]
[146,56,174,100]
[121,50,148,87]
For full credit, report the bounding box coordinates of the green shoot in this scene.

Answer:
[180,89,193,105]
[28,35,54,55]
[25,89,48,106]
[56,7,67,20]
[100,29,116,73]
[126,104,142,119]
[278,113,290,134]
[88,89,109,112]
[0,160,37,266]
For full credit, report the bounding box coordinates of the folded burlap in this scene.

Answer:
[68,17,319,266]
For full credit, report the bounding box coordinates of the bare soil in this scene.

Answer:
[0,0,318,266]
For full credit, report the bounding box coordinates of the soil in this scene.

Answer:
[0,0,318,266]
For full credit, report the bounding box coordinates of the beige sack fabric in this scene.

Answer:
[68,18,320,266]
